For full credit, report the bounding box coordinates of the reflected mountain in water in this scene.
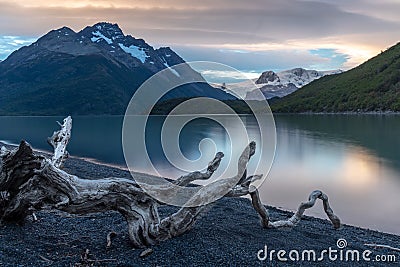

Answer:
[275,114,400,172]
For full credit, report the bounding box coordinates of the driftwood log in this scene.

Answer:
[0,117,341,248]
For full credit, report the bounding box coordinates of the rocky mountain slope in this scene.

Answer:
[0,22,233,115]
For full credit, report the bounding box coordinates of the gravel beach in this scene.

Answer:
[0,143,399,266]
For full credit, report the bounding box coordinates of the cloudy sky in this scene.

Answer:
[0,0,399,77]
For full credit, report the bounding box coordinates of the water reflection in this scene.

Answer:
[263,115,400,235]
[141,116,263,182]
[275,114,400,171]
[0,115,399,234]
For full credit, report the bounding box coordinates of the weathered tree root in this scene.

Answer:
[0,117,341,248]
[249,188,341,229]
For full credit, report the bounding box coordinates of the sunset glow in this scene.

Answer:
[1,0,399,73]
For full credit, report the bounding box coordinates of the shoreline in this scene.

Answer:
[272,111,400,115]
[1,142,400,265]
[0,140,130,172]
[1,111,400,117]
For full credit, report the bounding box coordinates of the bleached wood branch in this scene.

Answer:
[47,116,72,168]
[173,152,224,186]
[265,190,341,229]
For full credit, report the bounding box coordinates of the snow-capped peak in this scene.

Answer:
[79,22,153,63]
[92,22,124,39]
[215,67,343,99]
[255,68,342,88]
[86,22,125,45]
[29,22,186,73]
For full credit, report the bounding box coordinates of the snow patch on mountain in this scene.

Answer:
[91,31,113,45]
[164,63,180,77]
[118,43,149,63]
[160,57,180,77]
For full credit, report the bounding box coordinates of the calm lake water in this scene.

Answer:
[0,115,399,235]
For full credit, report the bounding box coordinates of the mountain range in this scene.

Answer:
[271,42,400,112]
[0,22,233,115]
[2,22,398,115]
[216,68,342,100]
